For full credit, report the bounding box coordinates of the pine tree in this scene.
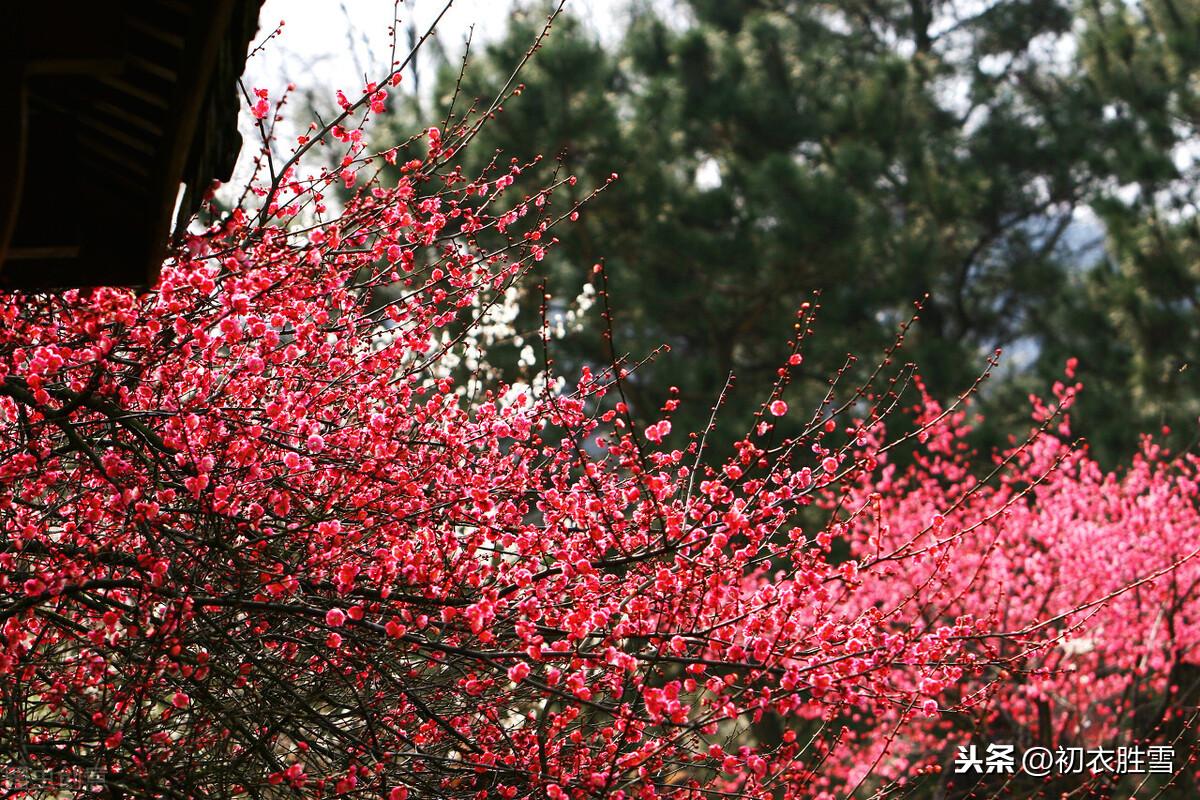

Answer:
[388,0,1200,463]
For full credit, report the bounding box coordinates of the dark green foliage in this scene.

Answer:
[390,0,1200,464]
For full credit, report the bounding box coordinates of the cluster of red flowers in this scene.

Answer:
[0,15,1197,798]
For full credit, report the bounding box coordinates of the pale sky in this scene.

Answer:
[228,0,643,192]
[246,0,633,94]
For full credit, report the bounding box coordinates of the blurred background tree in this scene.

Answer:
[381,0,1200,465]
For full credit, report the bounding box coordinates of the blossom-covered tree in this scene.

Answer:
[825,372,1200,796]
[0,9,1197,799]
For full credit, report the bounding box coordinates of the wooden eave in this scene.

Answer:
[0,0,264,290]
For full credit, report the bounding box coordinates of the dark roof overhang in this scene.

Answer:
[0,0,264,290]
